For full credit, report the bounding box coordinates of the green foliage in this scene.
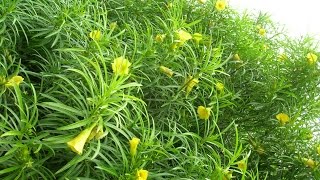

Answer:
[0,0,319,179]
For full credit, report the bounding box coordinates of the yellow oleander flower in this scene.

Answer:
[136,169,148,180]
[159,66,173,77]
[176,30,192,45]
[184,75,199,94]
[303,158,316,169]
[193,33,203,44]
[215,0,226,11]
[278,53,287,61]
[87,124,105,141]
[307,52,317,64]
[5,75,24,87]
[89,30,102,41]
[276,113,289,125]
[110,22,117,30]
[155,34,166,43]
[233,54,241,61]
[129,137,140,156]
[223,169,233,180]
[112,57,132,75]
[237,160,247,171]
[67,125,95,155]
[198,0,207,4]
[216,82,224,91]
[197,106,211,120]
[258,28,266,36]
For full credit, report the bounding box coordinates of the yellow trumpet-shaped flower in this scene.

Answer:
[67,125,95,155]
[129,137,140,156]
[112,57,132,75]
[258,28,266,36]
[5,75,24,87]
[176,30,192,45]
[197,106,211,120]
[136,169,148,180]
[307,52,318,64]
[159,66,173,77]
[303,158,316,169]
[216,82,224,91]
[215,0,226,11]
[155,34,166,43]
[276,113,289,125]
[198,0,207,4]
[233,54,241,61]
[89,30,102,41]
[193,33,203,44]
[184,75,199,94]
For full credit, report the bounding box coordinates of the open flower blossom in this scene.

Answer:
[112,56,132,75]
[176,30,192,45]
[5,75,24,87]
[276,113,289,124]
[87,124,105,141]
[184,75,199,94]
[215,0,226,11]
[67,124,95,155]
[197,106,211,120]
[307,52,317,64]
[216,82,224,91]
[136,169,148,180]
[89,30,102,41]
[159,65,173,77]
[258,28,266,36]
[129,137,140,156]
[303,158,316,169]
[233,54,241,61]
[155,34,166,43]
[193,33,203,44]
[276,113,289,125]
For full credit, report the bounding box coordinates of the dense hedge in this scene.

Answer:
[0,0,319,179]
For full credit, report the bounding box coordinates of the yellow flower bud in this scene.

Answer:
[136,169,148,180]
[197,106,211,120]
[237,160,247,171]
[184,75,199,94]
[159,66,173,77]
[198,0,207,4]
[303,158,316,169]
[129,137,140,156]
[233,54,241,61]
[155,34,166,43]
[276,113,290,125]
[215,0,226,11]
[67,125,95,155]
[193,33,203,44]
[216,82,224,91]
[89,30,102,41]
[5,75,24,87]
[258,28,266,36]
[278,53,287,61]
[307,52,317,64]
[110,22,117,30]
[112,56,132,76]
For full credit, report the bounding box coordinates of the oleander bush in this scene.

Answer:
[0,0,319,179]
